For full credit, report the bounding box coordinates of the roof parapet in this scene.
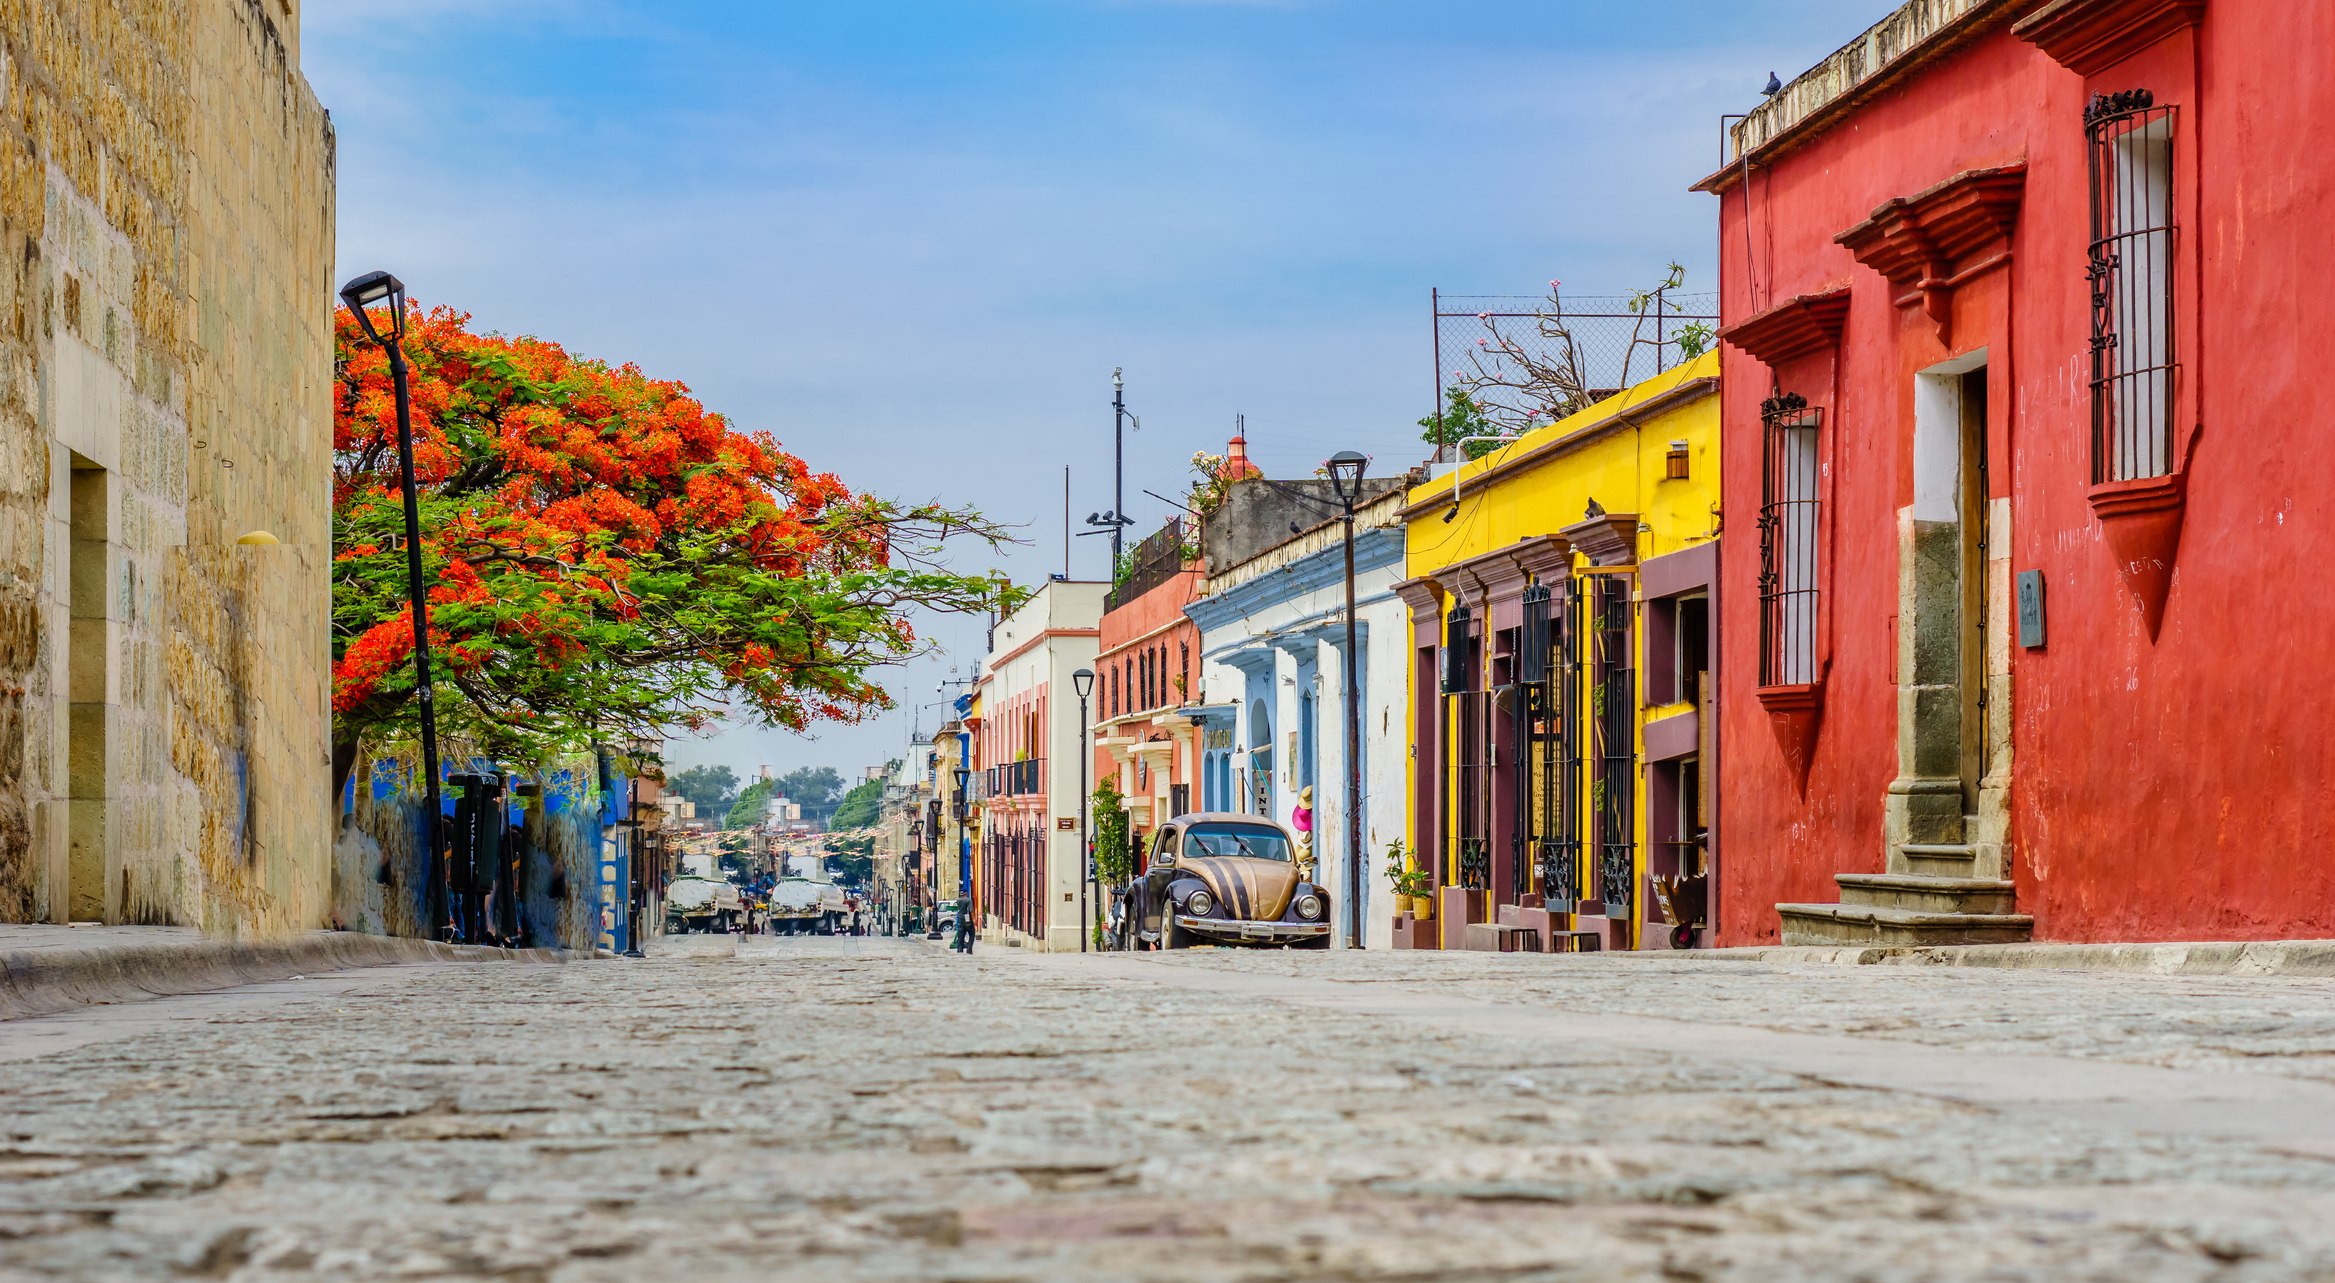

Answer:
[1696,0,2018,191]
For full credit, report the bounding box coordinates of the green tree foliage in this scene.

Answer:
[1092,778,1132,886]
[825,832,875,885]
[1416,387,1506,460]
[725,778,772,830]
[829,777,885,830]
[665,764,739,816]
[776,766,844,810]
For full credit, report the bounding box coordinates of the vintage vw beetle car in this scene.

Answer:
[1120,813,1332,949]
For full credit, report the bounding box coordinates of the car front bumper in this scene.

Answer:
[1175,915,1332,942]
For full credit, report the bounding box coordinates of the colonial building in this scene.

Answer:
[873,731,938,932]
[1399,352,1721,952]
[0,3,335,933]
[1092,520,1202,852]
[1700,0,2333,944]
[1186,470,1410,948]
[975,578,1105,949]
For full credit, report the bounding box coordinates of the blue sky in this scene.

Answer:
[309,0,1880,783]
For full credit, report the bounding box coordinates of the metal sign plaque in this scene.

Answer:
[2016,569,2046,648]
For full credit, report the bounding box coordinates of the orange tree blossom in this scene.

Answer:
[333,301,1022,799]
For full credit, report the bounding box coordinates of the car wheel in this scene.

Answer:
[1160,903,1190,950]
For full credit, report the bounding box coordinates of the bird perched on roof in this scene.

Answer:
[1762,72,1783,96]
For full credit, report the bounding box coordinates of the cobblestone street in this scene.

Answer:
[9,940,2335,1281]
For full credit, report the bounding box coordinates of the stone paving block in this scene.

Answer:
[2,940,2335,1279]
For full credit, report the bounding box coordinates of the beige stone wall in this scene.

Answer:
[0,0,333,935]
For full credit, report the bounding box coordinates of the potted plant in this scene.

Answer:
[1383,840,1432,917]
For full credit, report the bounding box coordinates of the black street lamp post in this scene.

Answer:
[926,806,945,941]
[1325,451,1369,950]
[339,270,449,941]
[953,763,972,954]
[1072,668,1095,951]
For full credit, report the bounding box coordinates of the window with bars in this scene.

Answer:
[2087,90,2176,483]
[1442,605,1490,891]
[1592,574,1634,912]
[1516,584,1584,905]
[1757,392,1821,687]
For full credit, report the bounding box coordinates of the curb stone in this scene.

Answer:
[0,932,571,1022]
[1695,940,2335,976]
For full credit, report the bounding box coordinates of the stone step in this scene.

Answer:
[1899,842,1978,876]
[1776,902,2034,947]
[1836,873,2015,915]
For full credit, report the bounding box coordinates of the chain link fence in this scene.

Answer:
[1433,291,1718,435]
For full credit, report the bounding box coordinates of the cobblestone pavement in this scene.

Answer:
[7,938,2335,1281]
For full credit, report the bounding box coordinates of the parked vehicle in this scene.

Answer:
[1120,813,1332,949]
[770,853,848,934]
[666,875,744,934]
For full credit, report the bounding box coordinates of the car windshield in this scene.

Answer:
[1183,823,1294,862]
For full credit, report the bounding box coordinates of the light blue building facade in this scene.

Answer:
[1185,490,1409,948]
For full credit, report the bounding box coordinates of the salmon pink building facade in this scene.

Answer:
[1092,521,1204,852]
[1704,0,2335,944]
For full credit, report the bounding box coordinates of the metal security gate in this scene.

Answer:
[1592,575,1634,915]
[1518,583,1585,905]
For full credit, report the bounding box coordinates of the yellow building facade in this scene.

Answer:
[1394,351,1720,952]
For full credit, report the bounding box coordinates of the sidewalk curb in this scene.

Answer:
[1697,940,2335,976]
[0,933,571,1022]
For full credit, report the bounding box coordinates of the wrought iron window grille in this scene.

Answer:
[1757,392,1821,688]
[2086,89,2178,484]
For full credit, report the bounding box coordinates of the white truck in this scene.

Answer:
[770,852,847,935]
[666,875,743,934]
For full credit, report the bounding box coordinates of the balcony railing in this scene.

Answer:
[987,759,1045,797]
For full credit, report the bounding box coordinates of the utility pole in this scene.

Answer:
[1112,368,1127,570]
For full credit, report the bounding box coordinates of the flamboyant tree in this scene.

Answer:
[332,303,1021,798]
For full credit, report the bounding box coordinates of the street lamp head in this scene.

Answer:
[337,270,407,347]
[1326,450,1368,503]
[1113,366,1123,390]
[953,767,971,790]
[1071,667,1095,700]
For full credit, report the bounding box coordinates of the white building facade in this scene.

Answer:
[975,578,1105,951]
[1185,491,1408,949]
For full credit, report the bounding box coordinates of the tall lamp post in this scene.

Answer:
[338,271,448,941]
[952,762,972,953]
[925,790,945,941]
[1071,668,1095,951]
[1325,451,1370,950]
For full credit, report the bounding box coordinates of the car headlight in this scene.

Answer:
[1293,892,1323,921]
[1184,888,1215,918]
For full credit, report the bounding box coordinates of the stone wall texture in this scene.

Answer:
[0,0,334,935]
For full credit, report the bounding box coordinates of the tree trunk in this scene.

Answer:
[332,735,362,821]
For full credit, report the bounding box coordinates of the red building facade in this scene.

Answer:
[1092,521,1204,855]
[1705,0,2335,944]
